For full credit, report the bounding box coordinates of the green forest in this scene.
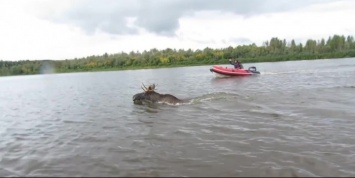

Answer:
[1,34,355,76]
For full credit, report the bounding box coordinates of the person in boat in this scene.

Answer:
[229,59,244,69]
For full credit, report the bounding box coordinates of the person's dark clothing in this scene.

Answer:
[229,60,243,69]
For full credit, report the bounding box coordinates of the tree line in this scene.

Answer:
[1,34,355,76]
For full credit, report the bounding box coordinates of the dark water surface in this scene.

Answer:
[1,58,354,177]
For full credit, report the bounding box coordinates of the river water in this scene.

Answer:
[0,58,354,177]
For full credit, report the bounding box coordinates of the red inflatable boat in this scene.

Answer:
[209,65,260,77]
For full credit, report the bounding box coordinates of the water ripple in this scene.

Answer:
[1,58,355,176]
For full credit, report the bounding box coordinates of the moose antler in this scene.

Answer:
[141,83,148,92]
[141,83,156,92]
[149,84,155,90]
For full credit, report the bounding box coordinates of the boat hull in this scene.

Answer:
[209,65,260,77]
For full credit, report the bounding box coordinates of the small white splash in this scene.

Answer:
[260,71,279,75]
[156,101,182,106]
[40,61,55,74]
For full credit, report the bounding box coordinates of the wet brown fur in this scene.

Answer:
[133,83,184,105]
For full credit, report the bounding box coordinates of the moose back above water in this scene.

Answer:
[133,83,186,105]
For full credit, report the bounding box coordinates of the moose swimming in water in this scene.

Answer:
[133,83,187,105]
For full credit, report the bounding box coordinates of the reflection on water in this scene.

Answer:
[0,58,355,176]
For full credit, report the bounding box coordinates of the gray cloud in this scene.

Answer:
[47,0,334,36]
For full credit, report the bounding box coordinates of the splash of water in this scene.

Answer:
[40,61,56,74]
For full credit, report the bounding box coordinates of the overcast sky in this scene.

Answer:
[1,0,354,61]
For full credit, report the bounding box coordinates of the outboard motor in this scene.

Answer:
[248,66,260,74]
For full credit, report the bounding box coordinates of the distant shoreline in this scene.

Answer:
[1,34,355,77]
[1,56,353,78]
[55,56,354,74]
